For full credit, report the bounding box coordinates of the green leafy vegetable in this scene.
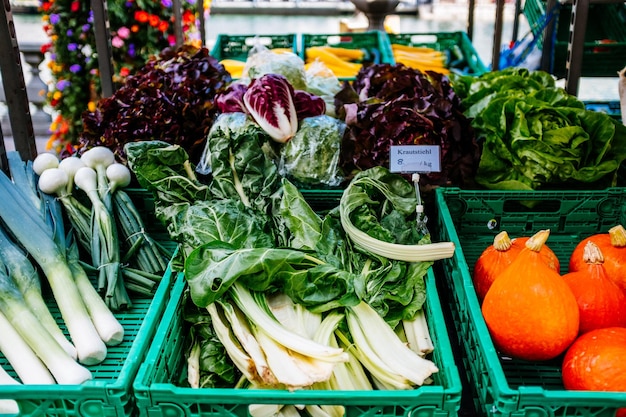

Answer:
[452,68,626,190]
[280,115,345,188]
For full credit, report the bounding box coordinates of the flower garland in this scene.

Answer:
[40,0,205,156]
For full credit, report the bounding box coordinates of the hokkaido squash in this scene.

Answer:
[562,327,626,392]
[562,241,626,334]
[482,230,579,361]
[473,231,560,302]
[569,225,626,291]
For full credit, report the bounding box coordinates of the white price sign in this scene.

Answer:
[389,145,441,173]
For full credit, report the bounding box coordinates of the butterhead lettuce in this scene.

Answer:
[452,68,626,190]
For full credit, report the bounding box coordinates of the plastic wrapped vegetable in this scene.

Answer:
[243,43,307,91]
[279,115,345,188]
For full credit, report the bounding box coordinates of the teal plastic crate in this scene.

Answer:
[387,32,488,76]
[301,31,395,80]
[434,187,626,417]
[523,0,626,77]
[210,34,299,62]
[0,190,177,417]
[133,267,463,417]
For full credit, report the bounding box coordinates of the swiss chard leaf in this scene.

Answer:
[206,112,281,214]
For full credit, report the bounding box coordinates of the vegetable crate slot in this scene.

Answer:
[434,187,626,417]
[0,190,177,417]
[387,32,489,76]
[210,34,299,62]
[300,31,395,80]
[132,267,463,417]
[523,0,626,78]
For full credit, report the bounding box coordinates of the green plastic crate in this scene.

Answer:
[387,32,488,76]
[523,0,626,77]
[210,34,299,62]
[301,31,395,80]
[434,187,626,417]
[0,189,177,417]
[133,267,463,417]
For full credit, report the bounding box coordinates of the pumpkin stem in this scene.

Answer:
[583,241,605,264]
[609,225,626,248]
[493,231,513,251]
[525,229,550,252]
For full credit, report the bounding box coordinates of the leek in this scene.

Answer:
[0,169,107,365]
[0,226,77,359]
[66,234,124,346]
[0,311,55,384]
[0,262,93,384]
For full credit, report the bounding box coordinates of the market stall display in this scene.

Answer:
[435,187,626,417]
[3,0,626,410]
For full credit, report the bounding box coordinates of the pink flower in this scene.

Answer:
[117,26,131,39]
[112,36,124,48]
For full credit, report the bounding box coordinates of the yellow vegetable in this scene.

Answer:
[305,46,362,72]
[219,59,245,78]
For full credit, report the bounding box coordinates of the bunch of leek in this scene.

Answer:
[0,153,122,365]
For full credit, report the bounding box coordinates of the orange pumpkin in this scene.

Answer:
[473,231,560,302]
[569,225,626,290]
[562,241,626,334]
[473,231,524,301]
[482,230,579,361]
[562,327,626,391]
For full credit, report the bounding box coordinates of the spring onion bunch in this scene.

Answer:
[35,147,168,309]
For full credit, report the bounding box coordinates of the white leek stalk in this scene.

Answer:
[0,311,55,384]
[67,237,124,346]
[0,227,77,360]
[0,269,93,384]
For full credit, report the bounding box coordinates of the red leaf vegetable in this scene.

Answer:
[80,44,232,164]
[334,63,481,188]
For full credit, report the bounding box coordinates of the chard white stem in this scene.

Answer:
[252,326,323,389]
[403,309,434,357]
[207,303,260,384]
[230,283,347,363]
[217,300,276,386]
[0,311,55,384]
[348,301,438,386]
